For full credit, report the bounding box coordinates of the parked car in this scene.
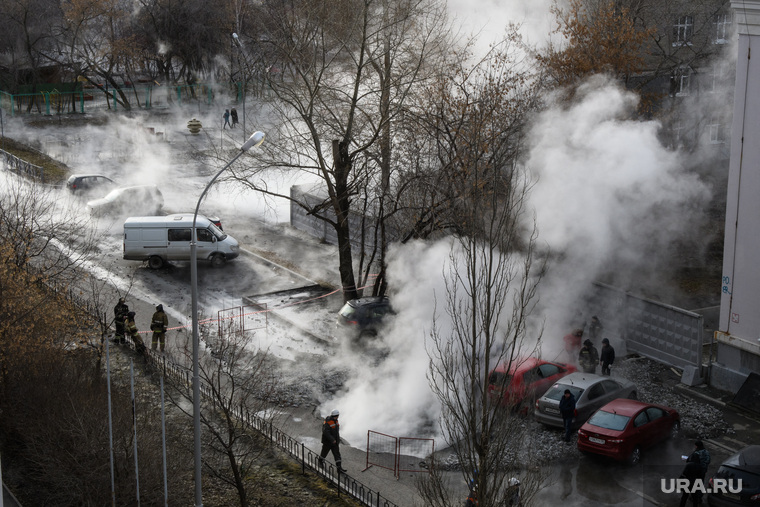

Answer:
[708,445,760,506]
[335,297,393,339]
[534,372,637,429]
[66,174,115,197]
[487,357,577,409]
[577,398,680,465]
[86,185,163,217]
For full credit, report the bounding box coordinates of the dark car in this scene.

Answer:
[708,445,760,506]
[487,357,577,409]
[66,174,115,197]
[86,185,164,217]
[534,372,637,429]
[577,398,680,465]
[336,297,393,339]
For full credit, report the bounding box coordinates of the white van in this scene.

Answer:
[123,214,240,269]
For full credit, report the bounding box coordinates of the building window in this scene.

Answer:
[714,13,731,44]
[673,16,694,46]
[674,68,692,96]
[708,117,724,144]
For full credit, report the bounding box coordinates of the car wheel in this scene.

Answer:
[669,421,681,440]
[148,256,164,269]
[210,254,225,268]
[628,391,638,400]
[629,446,642,466]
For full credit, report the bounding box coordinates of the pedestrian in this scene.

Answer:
[589,315,603,343]
[679,440,711,506]
[125,311,146,355]
[223,109,231,129]
[318,409,347,473]
[113,297,129,344]
[506,477,521,506]
[230,107,238,128]
[150,304,169,352]
[600,338,615,375]
[563,328,583,363]
[465,469,478,507]
[578,339,599,374]
[559,389,576,443]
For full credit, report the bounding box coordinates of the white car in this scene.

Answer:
[86,185,164,217]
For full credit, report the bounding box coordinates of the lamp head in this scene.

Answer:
[232,33,239,39]
[242,131,265,151]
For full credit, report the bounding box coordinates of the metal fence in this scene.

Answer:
[587,282,704,370]
[1,148,45,181]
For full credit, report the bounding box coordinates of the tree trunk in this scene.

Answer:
[333,140,358,302]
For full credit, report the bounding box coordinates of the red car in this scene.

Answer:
[577,398,681,465]
[487,357,577,408]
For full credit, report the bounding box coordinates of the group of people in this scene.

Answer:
[113,297,169,355]
[222,108,239,129]
[563,316,615,375]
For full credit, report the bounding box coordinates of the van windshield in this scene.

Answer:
[208,223,227,240]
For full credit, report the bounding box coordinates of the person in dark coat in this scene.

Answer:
[230,107,238,127]
[113,297,129,344]
[589,315,603,343]
[319,409,346,473]
[600,338,615,375]
[150,304,169,352]
[222,109,231,129]
[559,389,577,443]
[125,311,146,355]
[679,456,703,507]
[578,339,599,373]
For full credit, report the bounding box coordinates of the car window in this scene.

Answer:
[538,363,560,378]
[544,384,584,401]
[601,380,622,393]
[645,407,665,421]
[523,368,542,384]
[197,229,214,242]
[586,383,606,401]
[587,410,630,431]
[168,228,192,241]
[633,411,649,427]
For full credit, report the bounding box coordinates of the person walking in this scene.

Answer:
[223,109,231,129]
[125,311,146,355]
[318,409,347,473]
[230,108,238,128]
[559,389,577,443]
[589,315,603,343]
[150,304,169,352]
[578,339,599,374]
[600,338,615,376]
[679,441,710,507]
[113,297,129,344]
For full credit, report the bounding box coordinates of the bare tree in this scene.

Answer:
[166,318,278,507]
[229,0,453,301]
[414,37,548,507]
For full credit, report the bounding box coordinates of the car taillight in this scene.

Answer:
[535,400,539,409]
[577,429,586,437]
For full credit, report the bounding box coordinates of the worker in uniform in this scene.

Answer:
[126,311,146,355]
[113,297,129,344]
[150,304,169,352]
[318,409,347,473]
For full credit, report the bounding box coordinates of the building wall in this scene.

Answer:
[714,0,760,392]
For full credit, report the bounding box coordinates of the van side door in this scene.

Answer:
[167,228,192,260]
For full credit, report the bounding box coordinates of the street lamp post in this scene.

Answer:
[190,130,265,507]
[232,33,246,143]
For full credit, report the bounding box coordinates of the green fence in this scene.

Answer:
[0,83,234,117]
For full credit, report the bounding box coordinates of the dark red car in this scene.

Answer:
[487,357,577,408]
[577,398,681,465]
